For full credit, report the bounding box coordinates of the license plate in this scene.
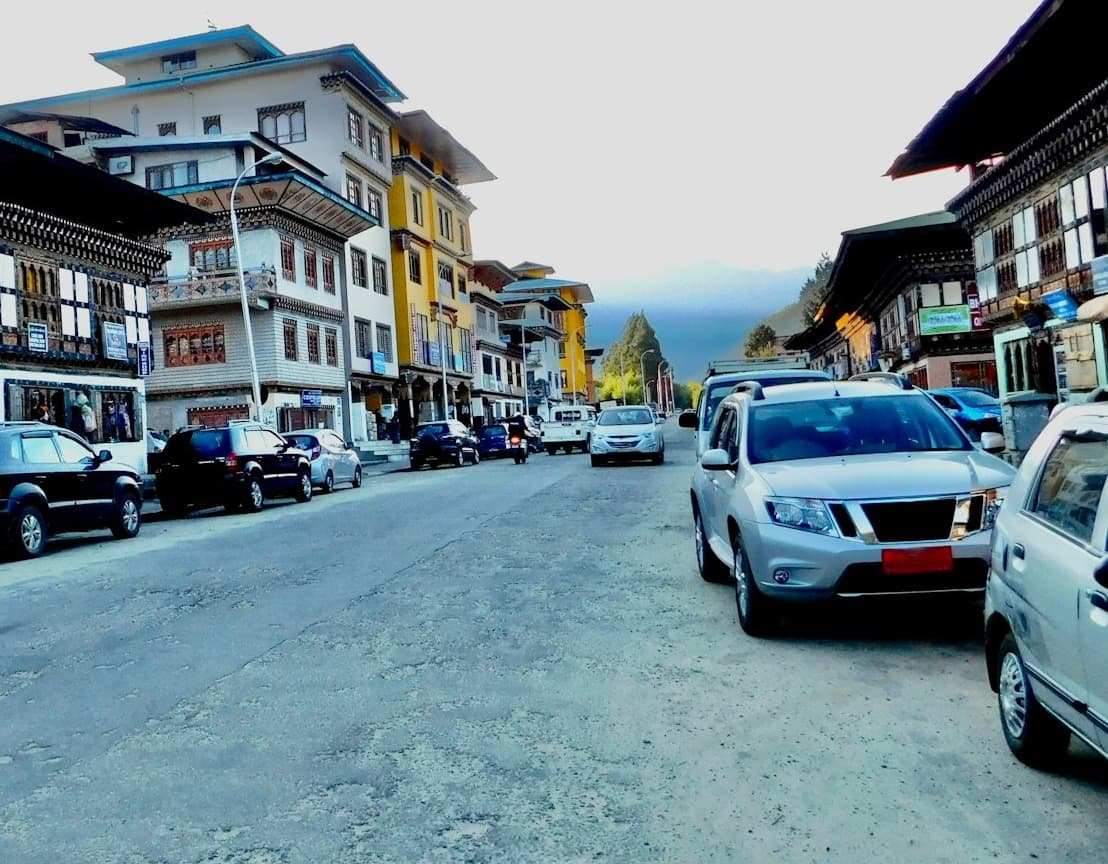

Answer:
[881,546,954,575]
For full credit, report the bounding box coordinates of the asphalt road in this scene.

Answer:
[1,421,1106,863]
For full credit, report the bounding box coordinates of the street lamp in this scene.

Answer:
[231,151,283,421]
[619,352,626,405]
[639,348,656,406]
[657,360,670,412]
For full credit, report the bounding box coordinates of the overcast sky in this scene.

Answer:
[1,0,1041,291]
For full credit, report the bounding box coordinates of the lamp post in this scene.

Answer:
[231,151,283,421]
[435,312,450,421]
[619,353,626,405]
[657,360,670,412]
[520,315,529,419]
[639,348,656,406]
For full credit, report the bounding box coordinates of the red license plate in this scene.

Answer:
[881,546,954,575]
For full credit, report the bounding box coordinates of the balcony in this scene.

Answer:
[148,267,276,310]
[482,374,506,393]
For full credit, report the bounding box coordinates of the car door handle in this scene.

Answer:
[1087,590,1108,612]
[1012,544,1025,561]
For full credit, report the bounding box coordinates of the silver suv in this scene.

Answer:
[984,401,1108,767]
[690,375,1015,635]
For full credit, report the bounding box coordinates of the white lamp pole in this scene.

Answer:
[619,353,626,405]
[639,348,656,406]
[437,314,449,420]
[657,360,669,412]
[231,151,283,421]
[520,315,528,419]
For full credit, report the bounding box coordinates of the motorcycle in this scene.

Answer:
[509,433,528,464]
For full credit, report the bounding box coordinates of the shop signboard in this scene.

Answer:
[428,341,441,366]
[371,351,387,375]
[1042,289,1079,322]
[300,389,323,409]
[1092,255,1108,296]
[918,305,972,336]
[27,322,48,353]
[102,321,128,360]
[965,286,987,330]
[137,342,152,376]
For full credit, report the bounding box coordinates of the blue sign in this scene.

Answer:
[1042,289,1079,322]
[428,341,441,366]
[102,321,128,360]
[1093,255,1108,296]
[138,342,152,376]
[371,351,386,375]
[301,389,323,408]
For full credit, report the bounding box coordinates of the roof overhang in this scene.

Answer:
[0,109,131,136]
[887,0,1105,178]
[499,291,574,310]
[161,171,377,238]
[396,110,494,184]
[87,133,327,178]
[92,25,283,74]
[473,259,519,290]
[501,277,595,304]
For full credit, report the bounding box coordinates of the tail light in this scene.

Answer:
[310,446,321,460]
[225,452,239,471]
[509,436,522,445]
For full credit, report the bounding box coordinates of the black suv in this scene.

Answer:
[0,421,143,558]
[155,422,313,515]
[409,420,480,469]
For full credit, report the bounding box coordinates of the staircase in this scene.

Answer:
[356,440,410,465]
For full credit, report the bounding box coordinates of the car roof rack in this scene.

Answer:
[729,380,765,400]
[848,371,914,390]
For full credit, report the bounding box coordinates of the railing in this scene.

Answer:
[147,266,276,309]
[482,375,507,392]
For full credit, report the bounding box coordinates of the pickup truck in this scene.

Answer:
[541,406,597,454]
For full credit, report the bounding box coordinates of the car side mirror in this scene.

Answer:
[678,410,697,429]
[96,449,112,463]
[700,448,734,471]
[1096,557,1108,590]
[346,441,355,450]
[980,431,1006,454]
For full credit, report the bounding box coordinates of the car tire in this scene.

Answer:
[590,455,603,467]
[12,503,46,558]
[733,533,777,636]
[410,459,422,471]
[352,466,363,488]
[471,449,480,465]
[243,474,264,512]
[564,445,574,455]
[454,450,464,468]
[110,492,141,540]
[694,508,729,583]
[546,445,557,456]
[295,470,313,503]
[996,633,1071,766]
[323,471,335,494]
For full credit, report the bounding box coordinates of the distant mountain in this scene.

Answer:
[586,263,809,381]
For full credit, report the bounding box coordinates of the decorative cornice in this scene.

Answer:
[391,228,430,252]
[268,294,345,322]
[392,154,436,183]
[156,208,346,253]
[319,71,398,124]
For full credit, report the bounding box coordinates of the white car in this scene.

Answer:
[690,374,1015,635]
[985,401,1108,767]
[284,428,362,493]
[591,405,664,466]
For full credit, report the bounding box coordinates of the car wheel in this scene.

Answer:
[352,466,363,488]
[733,533,776,636]
[410,459,422,471]
[546,445,557,456]
[323,471,335,494]
[243,475,264,512]
[564,445,574,455]
[12,504,46,558]
[590,455,603,467]
[471,449,480,465]
[110,492,141,539]
[693,508,729,583]
[454,450,464,468]
[996,633,1071,766]
[295,470,313,503]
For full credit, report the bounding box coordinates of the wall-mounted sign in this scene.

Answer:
[1091,255,1108,296]
[27,322,48,353]
[108,155,134,176]
[428,341,441,366]
[137,342,152,377]
[918,305,972,336]
[371,351,387,375]
[301,389,323,408]
[102,321,128,360]
[965,285,988,330]
[1042,289,1079,322]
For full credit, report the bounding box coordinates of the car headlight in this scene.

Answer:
[765,497,837,536]
[641,430,656,442]
[982,487,1008,530]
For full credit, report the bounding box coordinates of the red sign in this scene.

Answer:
[965,283,987,330]
[881,546,954,575]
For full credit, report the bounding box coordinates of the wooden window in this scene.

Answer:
[367,125,384,161]
[189,239,236,272]
[437,261,453,298]
[345,174,362,208]
[372,256,387,295]
[283,319,298,360]
[280,238,296,281]
[325,327,338,366]
[350,248,368,288]
[203,115,221,135]
[163,324,225,367]
[258,102,306,144]
[355,319,373,358]
[322,256,336,294]
[398,137,411,156]
[437,206,454,241]
[146,160,197,190]
[162,51,196,73]
[307,324,320,364]
[457,272,467,297]
[367,187,382,221]
[411,188,424,225]
[347,107,364,148]
[408,248,422,283]
[157,122,177,137]
[375,323,393,362]
[304,248,318,288]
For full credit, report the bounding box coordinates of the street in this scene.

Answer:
[1,421,1107,863]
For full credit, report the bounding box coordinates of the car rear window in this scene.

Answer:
[480,426,505,438]
[286,434,317,450]
[181,428,231,459]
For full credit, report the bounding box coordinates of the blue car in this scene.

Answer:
[928,388,1002,438]
[476,423,511,459]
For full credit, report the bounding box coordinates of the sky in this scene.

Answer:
[0,0,1043,298]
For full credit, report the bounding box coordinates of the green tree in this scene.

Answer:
[802,252,834,326]
[599,311,667,404]
[673,379,702,410]
[744,323,778,358]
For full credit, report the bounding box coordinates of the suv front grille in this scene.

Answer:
[861,498,955,542]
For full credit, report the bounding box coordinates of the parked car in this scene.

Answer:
[690,373,1016,636]
[283,428,362,493]
[984,401,1108,767]
[929,387,1002,439]
[409,420,480,469]
[476,423,512,459]
[155,421,313,515]
[590,405,665,466]
[0,421,143,558]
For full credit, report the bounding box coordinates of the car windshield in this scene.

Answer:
[747,394,970,463]
[952,390,999,408]
[704,374,826,429]
[598,408,654,426]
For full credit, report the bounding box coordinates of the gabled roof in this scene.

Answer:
[887,0,1106,178]
[91,25,283,72]
[501,277,594,304]
[396,111,494,185]
[498,291,574,310]
[513,261,555,276]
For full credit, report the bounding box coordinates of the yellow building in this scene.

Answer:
[508,262,595,405]
[388,110,494,430]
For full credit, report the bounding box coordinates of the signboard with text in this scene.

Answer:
[102,321,128,360]
[300,389,323,408]
[1042,289,1079,322]
[1092,255,1108,296]
[371,351,387,375]
[27,322,48,353]
[918,305,972,336]
[428,341,441,366]
[137,342,152,376]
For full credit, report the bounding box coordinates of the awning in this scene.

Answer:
[1077,294,1108,323]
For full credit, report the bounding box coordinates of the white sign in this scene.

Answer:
[27,322,48,353]
[108,155,134,176]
